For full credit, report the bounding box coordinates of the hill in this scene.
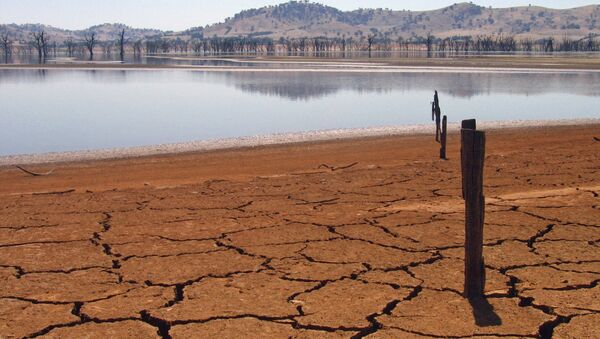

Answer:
[1,1,599,45]
[203,1,600,39]
[0,23,163,44]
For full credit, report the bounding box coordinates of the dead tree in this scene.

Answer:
[51,42,57,56]
[117,29,126,60]
[65,39,76,57]
[103,42,113,55]
[1,34,12,61]
[84,32,97,60]
[426,34,434,57]
[367,35,374,57]
[544,37,554,53]
[31,31,49,60]
[133,40,143,56]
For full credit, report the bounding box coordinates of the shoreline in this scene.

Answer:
[3,64,600,74]
[2,118,598,167]
[3,53,600,71]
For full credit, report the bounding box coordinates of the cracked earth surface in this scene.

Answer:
[0,125,598,338]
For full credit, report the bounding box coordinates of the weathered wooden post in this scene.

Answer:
[462,119,476,130]
[440,116,448,159]
[461,119,477,199]
[434,91,441,142]
[461,119,486,299]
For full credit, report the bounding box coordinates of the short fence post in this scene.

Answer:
[440,116,448,159]
[461,120,486,299]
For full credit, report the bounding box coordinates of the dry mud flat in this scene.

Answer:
[0,125,599,338]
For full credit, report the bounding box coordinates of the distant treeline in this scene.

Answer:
[2,30,600,60]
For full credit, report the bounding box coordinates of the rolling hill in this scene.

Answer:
[204,1,600,39]
[1,1,599,44]
[0,23,164,44]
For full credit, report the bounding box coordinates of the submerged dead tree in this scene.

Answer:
[31,31,49,60]
[426,34,434,57]
[133,40,143,56]
[1,34,12,61]
[117,29,126,60]
[84,32,97,60]
[65,39,76,57]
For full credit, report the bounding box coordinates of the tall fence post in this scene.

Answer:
[434,91,441,142]
[461,119,486,299]
[461,119,477,199]
[462,119,476,130]
[440,116,447,159]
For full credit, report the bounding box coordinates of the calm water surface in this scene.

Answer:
[1,69,599,156]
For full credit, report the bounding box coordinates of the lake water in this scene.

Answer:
[1,68,599,156]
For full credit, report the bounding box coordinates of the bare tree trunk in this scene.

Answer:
[65,39,75,57]
[84,32,97,60]
[1,34,12,63]
[118,29,126,61]
[31,31,49,62]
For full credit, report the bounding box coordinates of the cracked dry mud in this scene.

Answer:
[0,125,598,338]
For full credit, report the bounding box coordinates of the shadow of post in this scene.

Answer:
[468,296,502,327]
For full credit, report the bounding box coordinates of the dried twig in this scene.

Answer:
[318,162,359,172]
[14,165,54,177]
[32,189,75,196]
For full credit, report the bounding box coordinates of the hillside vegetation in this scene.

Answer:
[0,23,163,44]
[205,1,600,39]
[2,1,600,44]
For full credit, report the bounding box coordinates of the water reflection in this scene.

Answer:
[216,71,600,100]
[2,54,299,68]
[2,69,600,100]
[0,69,598,156]
[5,51,600,65]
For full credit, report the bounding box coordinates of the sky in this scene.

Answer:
[1,0,597,31]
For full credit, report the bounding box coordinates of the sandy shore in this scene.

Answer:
[2,118,599,167]
[0,124,599,338]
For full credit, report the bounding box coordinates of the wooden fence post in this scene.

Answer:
[434,91,441,142]
[435,108,441,143]
[462,119,476,130]
[440,116,447,159]
[461,120,486,299]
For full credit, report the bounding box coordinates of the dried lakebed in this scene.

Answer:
[0,125,599,338]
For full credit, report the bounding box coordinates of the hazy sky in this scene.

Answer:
[1,0,597,31]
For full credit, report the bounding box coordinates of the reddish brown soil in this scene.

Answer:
[0,125,599,338]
